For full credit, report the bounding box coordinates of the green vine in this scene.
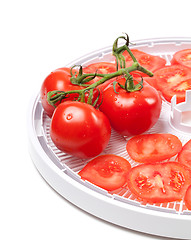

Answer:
[47,34,154,108]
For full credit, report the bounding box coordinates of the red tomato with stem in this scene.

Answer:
[50,101,111,159]
[122,49,166,77]
[83,62,117,91]
[79,154,131,191]
[126,134,182,163]
[127,162,191,203]
[40,67,83,117]
[100,78,162,136]
[178,139,191,170]
[41,67,102,117]
[171,49,191,69]
[185,185,191,210]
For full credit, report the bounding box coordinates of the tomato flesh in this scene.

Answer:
[178,139,191,170]
[154,65,191,91]
[126,134,182,163]
[185,185,191,210]
[171,49,191,69]
[79,154,131,191]
[127,162,191,203]
[50,101,111,159]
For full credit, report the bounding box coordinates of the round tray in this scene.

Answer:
[28,37,191,239]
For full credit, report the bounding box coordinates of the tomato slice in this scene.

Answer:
[79,154,131,191]
[154,64,191,91]
[178,139,191,170]
[185,185,191,210]
[171,49,191,69]
[83,62,117,91]
[126,134,182,163]
[122,49,166,77]
[161,78,191,103]
[127,162,191,203]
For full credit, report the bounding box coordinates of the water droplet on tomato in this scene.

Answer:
[66,113,73,120]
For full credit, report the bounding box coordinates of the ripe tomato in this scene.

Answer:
[99,78,162,136]
[185,185,191,210]
[178,139,191,170]
[122,49,166,77]
[126,134,182,163]
[171,49,191,69]
[127,162,191,203]
[79,154,131,191]
[50,101,111,159]
[40,67,83,117]
[83,62,117,91]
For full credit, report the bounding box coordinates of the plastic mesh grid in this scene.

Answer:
[39,38,191,215]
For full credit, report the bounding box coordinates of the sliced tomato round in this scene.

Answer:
[161,78,191,103]
[122,49,166,77]
[171,49,191,69]
[79,154,131,191]
[185,185,191,210]
[178,139,191,170]
[127,162,191,203]
[154,64,191,91]
[126,134,182,163]
[83,62,117,91]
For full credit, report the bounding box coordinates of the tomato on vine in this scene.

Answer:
[100,78,162,136]
[50,101,111,159]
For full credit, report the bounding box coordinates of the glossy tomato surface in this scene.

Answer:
[122,49,166,77]
[50,101,111,159]
[127,162,191,203]
[126,134,182,163]
[178,139,191,170]
[185,185,191,210]
[83,62,117,91]
[40,67,83,117]
[100,78,162,136]
[171,49,191,68]
[79,154,131,191]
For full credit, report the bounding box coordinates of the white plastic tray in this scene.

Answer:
[28,37,191,239]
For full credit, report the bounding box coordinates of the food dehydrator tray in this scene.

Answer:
[28,37,191,239]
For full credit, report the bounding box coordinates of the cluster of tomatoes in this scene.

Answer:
[40,44,191,210]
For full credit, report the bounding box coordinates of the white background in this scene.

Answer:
[1,0,191,239]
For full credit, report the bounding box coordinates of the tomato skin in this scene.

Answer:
[185,185,191,210]
[178,139,191,170]
[171,49,191,69]
[79,154,131,191]
[126,134,182,163]
[83,62,117,91]
[99,78,162,136]
[127,162,191,203]
[50,101,111,159]
[40,67,83,117]
[122,49,166,77]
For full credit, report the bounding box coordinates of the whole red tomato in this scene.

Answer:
[100,78,162,136]
[40,67,83,117]
[50,101,111,159]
